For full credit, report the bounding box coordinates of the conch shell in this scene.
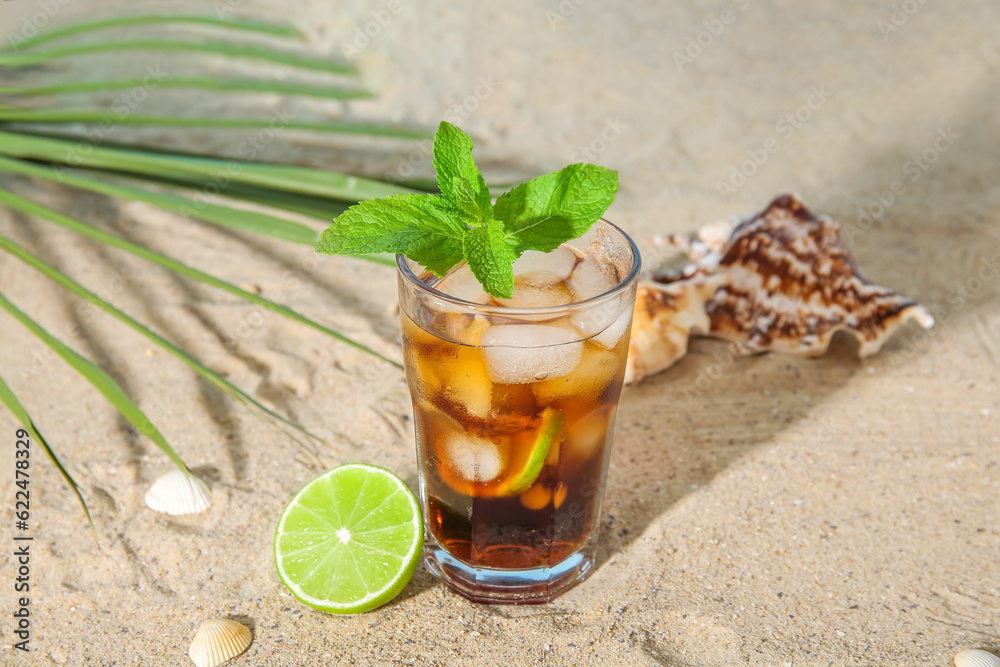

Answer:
[625,194,934,383]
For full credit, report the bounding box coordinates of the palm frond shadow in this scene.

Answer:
[0,10,433,526]
[9,207,151,468]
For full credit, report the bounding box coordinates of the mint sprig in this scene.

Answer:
[316,121,618,299]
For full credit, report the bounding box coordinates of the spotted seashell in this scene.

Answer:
[627,194,934,382]
[144,469,212,516]
[955,649,1000,667]
[189,618,252,667]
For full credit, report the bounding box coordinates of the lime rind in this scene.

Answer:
[500,408,565,495]
[274,463,423,614]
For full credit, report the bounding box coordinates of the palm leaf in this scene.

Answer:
[0,155,321,245]
[4,14,301,52]
[0,234,323,444]
[0,374,97,540]
[0,131,427,200]
[0,187,402,369]
[0,110,429,139]
[0,159,397,265]
[0,78,371,101]
[0,291,190,473]
[0,39,355,74]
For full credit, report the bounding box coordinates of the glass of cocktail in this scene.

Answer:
[397,220,640,603]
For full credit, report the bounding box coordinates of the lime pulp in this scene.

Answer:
[274,463,423,614]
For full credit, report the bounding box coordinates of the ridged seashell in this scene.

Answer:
[627,194,934,383]
[144,469,212,515]
[955,649,1000,667]
[189,618,252,667]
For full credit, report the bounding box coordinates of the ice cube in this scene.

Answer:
[412,344,492,419]
[481,324,583,384]
[570,296,622,338]
[564,406,615,465]
[512,245,579,282]
[567,252,619,302]
[591,309,632,349]
[444,313,490,346]
[436,263,490,304]
[533,346,620,405]
[438,346,493,419]
[494,279,574,309]
[443,433,504,482]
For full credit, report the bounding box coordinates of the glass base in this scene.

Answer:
[424,544,595,604]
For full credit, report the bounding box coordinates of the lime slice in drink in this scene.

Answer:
[274,463,423,614]
[499,408,565,495]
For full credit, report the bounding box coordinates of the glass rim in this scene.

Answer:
[396,218,642,316]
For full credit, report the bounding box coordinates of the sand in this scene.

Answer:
[1,0,998,665]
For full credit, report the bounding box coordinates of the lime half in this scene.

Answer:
[274,463,423,614]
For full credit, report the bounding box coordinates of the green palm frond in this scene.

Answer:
[0,38,355,74]
[0,131,423,197]
[0,10,433,530]
[0,234,323,444]
[0,188,402,368]
[0,375,97,541]
[0,155,321,245]
[4,14,301,52]
[0,111,429,139]
[0,291,190,473]
[0,78,372,101]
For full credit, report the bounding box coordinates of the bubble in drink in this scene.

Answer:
[481,324,583,384]
[444,432,505,482]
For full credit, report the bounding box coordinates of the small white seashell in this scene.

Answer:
[144,469,212,516]
[956,649,1000,667]
[189,618,252,667]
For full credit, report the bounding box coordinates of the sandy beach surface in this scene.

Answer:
[1,1,998,665]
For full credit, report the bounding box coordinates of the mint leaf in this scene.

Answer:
[463,218,515,299]
[433,121,492,215]
[452,176,491,224]
[316,121,620,301]
[494,164,618,254]
[316,194,465,275]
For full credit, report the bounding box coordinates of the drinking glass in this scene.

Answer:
[397,221,641,603]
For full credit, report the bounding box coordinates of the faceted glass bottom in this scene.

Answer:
[423,537,597,604]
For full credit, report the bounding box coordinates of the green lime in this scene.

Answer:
[499,408,565,495]
[274,463,423,614]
